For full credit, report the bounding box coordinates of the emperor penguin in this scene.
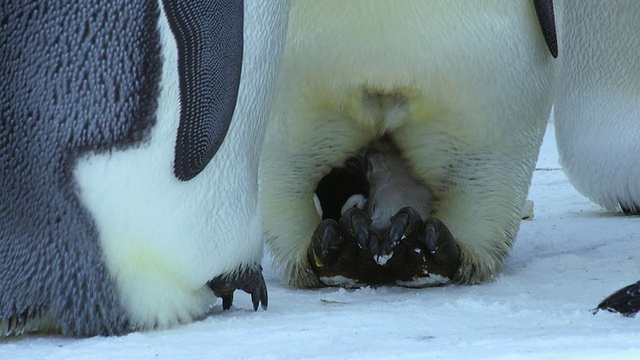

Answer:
[553,1,640,316]
[0,1,288,337]
[260,0,559,288]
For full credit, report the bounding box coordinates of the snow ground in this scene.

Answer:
[2,122,639,359]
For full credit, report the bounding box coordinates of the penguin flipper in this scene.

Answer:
[595,281,640,317]
[162,0,244,181]
[532,0,558,58]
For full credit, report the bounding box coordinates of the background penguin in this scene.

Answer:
[554,1,640,215]
[553,1,640,316]
[260,1,559,288]
[0,1,288,337]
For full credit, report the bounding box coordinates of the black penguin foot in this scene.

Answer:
[595,280,640,317]
[308,208,393,287]
[207,263,268,311]
[385,207,460,287]
[620,201,640,215]
[338,207,392,257]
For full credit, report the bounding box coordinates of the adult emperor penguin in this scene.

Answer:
[0,1,288,337]
[554,1,640,316]
[260,0,559,288]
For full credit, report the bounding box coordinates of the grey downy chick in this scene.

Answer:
[364,139,432,232]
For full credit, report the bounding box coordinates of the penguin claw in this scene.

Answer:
[423,221,438,255]
[424,218,461,277]
[221,293,234,310]
[253,276,268,311]
[340,207,372,250]
[388,207,424,248]
[386,209,461,285]
[308,215,392,286]
[321,222,338,255]
[207,264,268,311]
[309,219,342,267]
[339,207,391,257]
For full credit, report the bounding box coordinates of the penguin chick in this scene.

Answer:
[364,139,432,232]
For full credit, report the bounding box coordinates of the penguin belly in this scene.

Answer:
[554,0,640,214]
[260,1,557,288]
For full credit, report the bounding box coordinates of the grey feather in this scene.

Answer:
[364,140,432,232]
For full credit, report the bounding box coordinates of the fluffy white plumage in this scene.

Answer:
[260,0,558,288]
[73,0,288,329]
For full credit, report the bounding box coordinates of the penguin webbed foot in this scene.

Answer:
[386,207,460,286]
[207,264,268,311]
[308,208,392,286]
[594,280,640,317]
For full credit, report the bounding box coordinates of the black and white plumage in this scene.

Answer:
[0,1,288,337]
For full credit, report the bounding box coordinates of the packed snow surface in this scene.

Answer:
[2,123,639,359]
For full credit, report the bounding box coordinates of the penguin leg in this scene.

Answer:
[307,208,393,287]
[385,207,460,287]
[594,281,640,317]
[207,264,268,311]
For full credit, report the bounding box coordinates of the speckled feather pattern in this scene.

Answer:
[0,1,162,336]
